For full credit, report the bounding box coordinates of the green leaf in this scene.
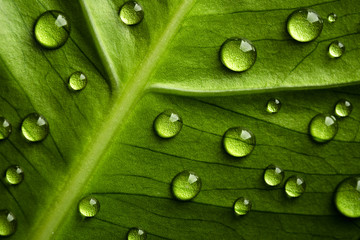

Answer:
[0,0,359,239]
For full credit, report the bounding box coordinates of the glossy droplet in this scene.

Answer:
[119,1,144,25]
[0,210,16,236]
[327,13,337,23]
[285,175,306,198]
[233,197,252,216]
[223,127,256,157]
[328,41,345,58]
[287,9,323,42]
[78,196,100,217]
[0,117,12,140]
[127,228,147,240]
[309,113,338,143]
[334,99,352,118]
[264,164,284,187]
[266,98,281,113]
[34,11,70,49]
[5,166,24,185]
[220,38,257,72]
[68,72,87,91]
[334,177,360,218]
[21,113,49,142]
[153,110,182,138]
[171,170,201,201]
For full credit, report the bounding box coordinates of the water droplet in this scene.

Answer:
[233,197,252,216]
[328,41,345,58]
[285,175,306,198]
[119,1,144,25]
[220,38,257,72]
[153,110,183,138]
[266,98,281,113]
[171,170,201,201]
[127,227,147,240]
[287,9,323,42]
[5,166,24,185]
[334,99,352,118]
[334,177,360,218]
[68,72,87,91]
[327,13,337,23]
[21,113,49,142]
[264,164,284,187]
[78,196,100,218]
[0,210,16,236]
[309,113,338,143]
[223,127,256,157]
[0,117,11,140]
[34,11,70,49]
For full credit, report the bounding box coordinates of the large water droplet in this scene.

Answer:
[309,113,338,143]
[119,1,144,25]
[5,166,24,185]
[127,228,147,240]
[68,72,87,91]
[153,110,183,138]
[334,99,352,118]
[34,11,70,49]
[171,170,201,201]
[21,113,49,142]
[327,13,337,23]
[223,127,256,157]
[334,177,360,218]
[287,9,323,42]
[78,196,100,218]
[220,38,257,72]
[328,41,345,58]
[233,197,252,216]
[0,210,16,236]
[266,98,281,113]
[264,164,284,187]
[0,117,12,140]
[285,175,306,198]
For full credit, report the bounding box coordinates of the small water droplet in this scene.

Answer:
[223,127,256,157]
[220,38,257,72]
[328,40,345,58]
[21,113,49,142]
[264,164,284,187]
[266,98,281,113]
[334,177,360,218]
[119,1,144,25]
[78,196,100,217]
[309,113,338,143]
[127,227,147,240]
[0,117,12,140]
[34,11,70,49]
[171,170,201,201]
[233,197,252,216]
[0,210,16,236]
[5,166,24,185]
[285,175,306,198]
[153,110,183,138]
[68,72,87,91]
[334,99,352,118]
[327,13,337,23]
[287,9,323,42]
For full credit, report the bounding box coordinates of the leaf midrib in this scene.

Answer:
[29,1,196,239]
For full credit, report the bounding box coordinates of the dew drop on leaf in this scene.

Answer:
[334,99,352,118]
[223,127,256,157]
[127,227,147,240]
[328,41,345,58]
[78,196,100,218]
[0,210,16,236]
[21,113,49,142]
[119,1,144,25]
[263,164,284,187]
[309,113,338,143]
[34,11,70,49]
[334,177,360,218]
[233,197,252,216]
[285,175,306,198]
[0,117,12,140]
[153,110,183,138]
[68,72,87,91]
[220,38,257,72]
[266,98,281,113]
[287,9,323,42]
[327,13,337,23]
[171,170,201,201]
[5,166,24,185]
